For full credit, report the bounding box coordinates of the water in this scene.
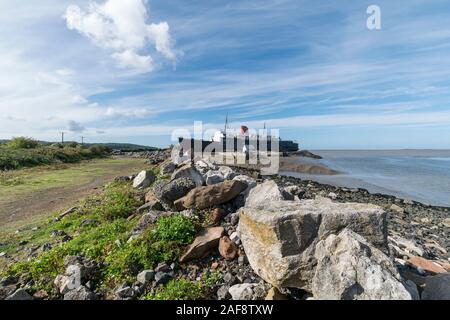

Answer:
[282,150,450,207]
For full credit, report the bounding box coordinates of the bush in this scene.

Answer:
[89,145,112,155]
[145,279,206,300]
[153,215,196,244]
[8,137,39,149]
[92,183,140,220]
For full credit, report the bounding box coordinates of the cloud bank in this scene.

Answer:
[65,0,176,73]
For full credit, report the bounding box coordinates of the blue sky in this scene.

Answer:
[1,0,450,149]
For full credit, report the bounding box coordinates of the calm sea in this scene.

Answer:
[283,150,450,207]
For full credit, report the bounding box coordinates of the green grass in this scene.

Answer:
[0,173,206,299]
[144,271,222,300]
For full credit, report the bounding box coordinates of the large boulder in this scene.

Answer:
[245,180,293,208]
[153,178,197,206]
[180,227,225,262]
[194,159,218,175]
[233,175,257,195]
[421,274,450,300]
[312,229,414,300]
[205,170,225,185]
[239,197,388,290]
[133,170,156,189]
[175,180,248,210]
[5,289,32,300]
[171,164,205,187]
[160,161,176,175]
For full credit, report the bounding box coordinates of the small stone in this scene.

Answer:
[219,236,238,260]
[328,192,337,200]
[211,262,220,270]
[390,204,405,214]
[137,270,155,284]
[407,256,447,274]
[230,213,239,226]
[0,252,6,257]
[64,286,98,300]
[210,208,226,225]
[265,287,288,300]
[154,272,173,286]
[33,290,49,300]
[223,273,238,285]
[115,285,135,298]
[217,285,231,300]
[238,255,248,266]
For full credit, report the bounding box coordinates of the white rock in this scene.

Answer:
[239,197,388,290]
[205,170,225,185]
[133,170,156,189]
[245,180,291,209]
[312,229,415,300]
[328,192,337,200]
[172,164,205,187]
[228,283,268,300]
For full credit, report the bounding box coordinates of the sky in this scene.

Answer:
[1,0,450,149]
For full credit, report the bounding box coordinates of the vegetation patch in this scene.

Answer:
[0,137,111,171]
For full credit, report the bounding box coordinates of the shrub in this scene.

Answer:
[145,279,206,300]
[89,145,112,155]
[8,137,39,149]
[153,215,196,244]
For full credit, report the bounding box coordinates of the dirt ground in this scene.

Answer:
[0,157,148,233]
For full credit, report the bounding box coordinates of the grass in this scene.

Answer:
[0,172,209,300]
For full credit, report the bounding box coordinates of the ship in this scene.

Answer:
[178,116,299,154]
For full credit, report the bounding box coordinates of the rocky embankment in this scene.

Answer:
[1,150,449,300]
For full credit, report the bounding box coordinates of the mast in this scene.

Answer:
[224,113,229,134]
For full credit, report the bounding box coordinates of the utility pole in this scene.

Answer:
[60,132,65,144]
[81,136,85,145]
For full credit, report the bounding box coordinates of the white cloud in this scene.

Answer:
[65,0,176,73]
[112,49,154,72]
[104,107,154,119]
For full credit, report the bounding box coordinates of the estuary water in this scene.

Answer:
[283,150,450,207]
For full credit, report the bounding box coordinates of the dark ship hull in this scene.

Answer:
[178,137,299,153]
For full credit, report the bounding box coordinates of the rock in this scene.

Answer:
[239,197,388,290]
[5,288,33,300]
[195,159,218,174]
[421,274,450,300]
[389,235,424,257]
[228,283,268,300]
[233,175,257,195]
[219,236,238,260]
[265,287,288,300]
[230,213,239,226]
[245,180,293,209]
[328,192,337,200]
[218,166,236,180]
[442,218,450,228]
[229,232,240,243]
[390,204,405,214]
[136,201,164,213]
[137,270,155,284]
[238,255,248,266]
[0,252,6,257]
[64,286,97,300]
[217,285,231,300]
[171,164,205,187]
[154,272,173,286]
[205,170,225,185]
[312,229,415,300]
[134,211,167,233]
[160,161,176,175]
[154,178,197,206]
[0,276,17,286]
[407,256,447,274]
[210,208,226,225]
[284,185,305,198]
[175,180,248,210]
[180,227,225,262]
[115,284,135,298]
[133,170,156,189]
[33,290,49,300]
